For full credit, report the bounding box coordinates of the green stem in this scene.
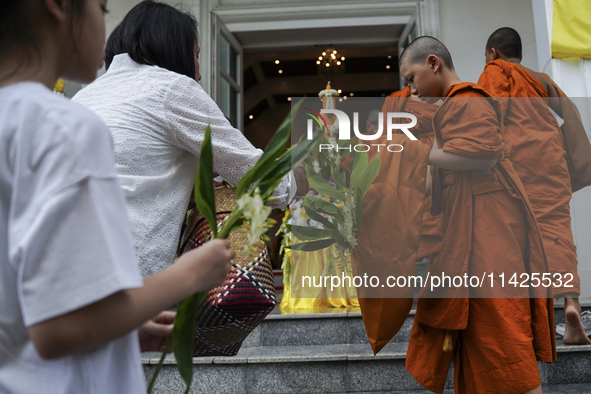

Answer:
[147,337,174,394]
[216,208,244,239]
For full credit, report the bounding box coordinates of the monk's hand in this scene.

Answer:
[138,311,176,352]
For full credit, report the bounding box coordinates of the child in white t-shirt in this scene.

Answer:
[0,0,234,393]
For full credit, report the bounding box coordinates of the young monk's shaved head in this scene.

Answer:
[400,36,455,70]
[486,27,522,59]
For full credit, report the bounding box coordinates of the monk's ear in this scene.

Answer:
[490,48,500,61]
[427,54,440,73]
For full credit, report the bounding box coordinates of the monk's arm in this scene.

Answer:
[428,139,497,171]
[531,70,563,118]
[545,80,563,118]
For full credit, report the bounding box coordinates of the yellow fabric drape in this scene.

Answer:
[280,240,359,311]
[552,0,591,59]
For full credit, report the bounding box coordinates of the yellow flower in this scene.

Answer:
[300,207,309,220]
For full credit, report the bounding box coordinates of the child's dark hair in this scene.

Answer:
[0,0,87,82]
[105,1,199,80]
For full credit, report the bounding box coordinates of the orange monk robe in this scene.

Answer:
[382,86,442,259]
[406,83,556,394]
[537,73,591,192]
[478,59,580,297]
[354,134,430,354]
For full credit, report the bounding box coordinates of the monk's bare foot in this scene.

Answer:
[562,297,591,345]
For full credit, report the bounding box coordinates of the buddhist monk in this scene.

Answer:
[399,36,555,394]
[478,27,591,345]
[382,87,442,260]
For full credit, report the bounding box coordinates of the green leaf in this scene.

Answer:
[236,100,303,197]
[216,209,245,240]
[359,155,381,198]
[303,200,337,230]
[330,166,348,190]
[194,125,217,237]
[350,151,369,193]
[290,225,331,241]
[173,291,207,393]
[304,196,340,216]
[305,164,347,202]
[256,124,321,201]
[290,127,323,168]
[354,186,364,228]
[257,150,294,200]
[287,238,336,251]
[327,227,350,249]
[350,152,381,200]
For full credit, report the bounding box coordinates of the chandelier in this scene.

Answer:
[317,48,345,76]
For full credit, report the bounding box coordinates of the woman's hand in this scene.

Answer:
[139,311,176,352]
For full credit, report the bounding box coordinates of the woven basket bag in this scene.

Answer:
[178,181,276,357]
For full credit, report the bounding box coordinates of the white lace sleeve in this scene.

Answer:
[163,76,294,208]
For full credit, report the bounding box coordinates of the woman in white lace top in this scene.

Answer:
[73,2,295,277]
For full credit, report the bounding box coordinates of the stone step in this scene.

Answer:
[242,298,591,348]
[143,340,591,393]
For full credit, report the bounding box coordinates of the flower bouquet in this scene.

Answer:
[286,114,381,272]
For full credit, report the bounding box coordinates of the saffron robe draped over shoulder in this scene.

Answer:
[354,133,430,354]
[406,83,556,394]
[538,73,591,192]
[478,59,580,296]
[382,86,443,259]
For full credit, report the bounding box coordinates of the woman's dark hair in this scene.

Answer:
[105,1,199,80]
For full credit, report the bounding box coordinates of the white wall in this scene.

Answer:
[439,0,538,83]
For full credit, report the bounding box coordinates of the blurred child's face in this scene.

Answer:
[400,57,441,105]
[63,0,107,83]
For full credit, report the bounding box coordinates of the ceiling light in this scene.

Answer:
[275,59,280,64]
[317,48,345,76]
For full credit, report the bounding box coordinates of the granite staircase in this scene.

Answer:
[143,300,591,394]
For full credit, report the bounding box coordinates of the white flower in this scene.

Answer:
[313,159,321,173]
[338,197,357,248]
[236,188,272,247]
